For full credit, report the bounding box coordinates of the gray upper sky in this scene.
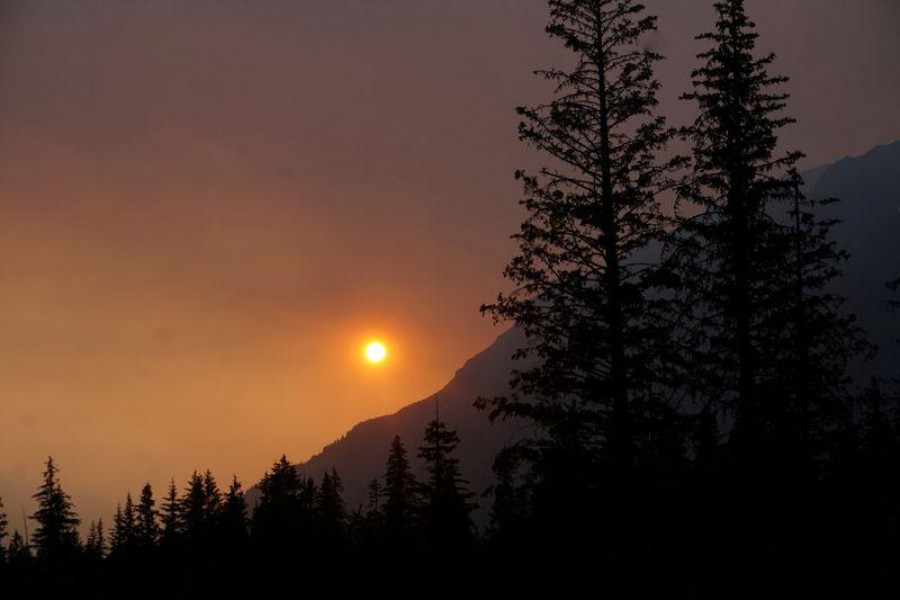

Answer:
[1,0,898,529]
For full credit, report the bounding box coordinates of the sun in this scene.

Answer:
[364,341,388,364]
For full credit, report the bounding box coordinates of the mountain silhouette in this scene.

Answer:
[809,140,900,381]
[245,327,533,521]
[250,140,900,518]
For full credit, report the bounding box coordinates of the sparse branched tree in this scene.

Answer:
[480,0,684,502]
[771,180,867,468]
[29,457,81,562]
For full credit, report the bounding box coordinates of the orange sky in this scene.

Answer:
[1,0,899,532]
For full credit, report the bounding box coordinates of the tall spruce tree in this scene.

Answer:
[29,457,81,561]
[480,0,682,494]
[671,0,862,472]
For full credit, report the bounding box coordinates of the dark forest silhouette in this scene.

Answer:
[2,1,899,598]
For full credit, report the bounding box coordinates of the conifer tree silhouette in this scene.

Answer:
[316,468,348,552]
[221,476,248,544]
[479,0,683,501]
[85,519,107,561]
[181,472,209,542]
[159,478,181,546]
[29,457,81,562]
[382,435,418,544]
[366,478,381,516]
[202,470,223,519]
[671,0,863,475]
[110,503,124,555]
[252,455,312,552]
[0,496,7,565]
[8,531,30,566]
[111,493,138,556]
[418,419,475,551]
[136,484,160,550]
[771,181,866,469]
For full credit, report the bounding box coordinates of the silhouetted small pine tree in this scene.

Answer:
[159,479,181,546]
[109,503,124,555]
[381,435,418,545]
[7,531,30,567]
[316,468,347,552]
[136,484,160,551]
[0,495,8,565]
[110,493,139,558]
[86,519,107,561]
[29,457,81,563]
[181,472,209,543]
[366,478,381,517]
[221,476,248,544]
[251,455,314,554]
[202,470,223,521]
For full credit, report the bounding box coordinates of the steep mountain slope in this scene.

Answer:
[811,140,900,381]
[258,140,900,516]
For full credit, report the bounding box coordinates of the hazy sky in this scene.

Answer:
[1,0,898,530]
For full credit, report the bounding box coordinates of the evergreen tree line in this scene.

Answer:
[0,417,480,599]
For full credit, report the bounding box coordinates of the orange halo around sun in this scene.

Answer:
[364,341,388,364]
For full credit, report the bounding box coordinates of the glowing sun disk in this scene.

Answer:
[365,341,388,364]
